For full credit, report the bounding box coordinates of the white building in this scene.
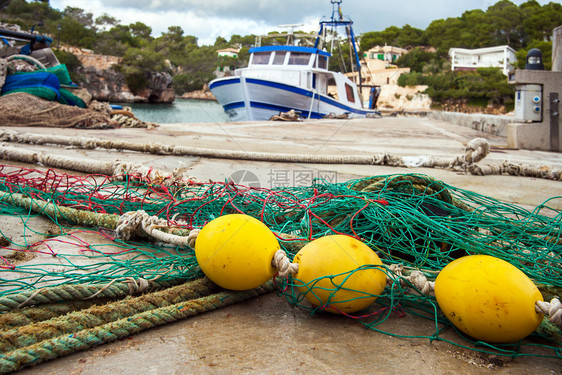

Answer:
[363,45,409,68]
[216,48,240,58]
[449,45,517,75]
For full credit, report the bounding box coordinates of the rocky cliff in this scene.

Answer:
[63,47,175,103]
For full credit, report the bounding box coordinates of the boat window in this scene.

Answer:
[317,55,328,69]
[288,52,310,65]
[345,83,355,103]
[252,52,271,65]
[273,52,286,65]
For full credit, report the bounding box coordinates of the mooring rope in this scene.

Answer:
[0,130,559,180]
[0,191,195,243]
[0,279,177,313]
[0,131,461,167]
[0,278,220,353]
[0,280,275,374]
[0,143,199,184]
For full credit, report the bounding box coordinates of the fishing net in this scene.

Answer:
[0,59,6,90]
[0,92,115,128]
[0,164,560,362]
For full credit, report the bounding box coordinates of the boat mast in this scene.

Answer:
[315,1,364,96]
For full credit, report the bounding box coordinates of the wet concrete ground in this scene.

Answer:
[1,116,561,374]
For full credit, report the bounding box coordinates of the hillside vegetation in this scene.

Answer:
[1,0,561,109]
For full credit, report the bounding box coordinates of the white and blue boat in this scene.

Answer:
[209,0,380,122]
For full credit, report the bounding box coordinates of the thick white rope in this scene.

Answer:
[124,277,151,294]
[115,210,198,248]
[0,143,200,185]
[1,131,560,180]
[536,298,562,326]
[386,264,435,294]
[465,137,490,164]
[187,229,200,249]
[272,250,299,278]
[6,54,46,70]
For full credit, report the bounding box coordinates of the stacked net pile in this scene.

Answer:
[0,92,115,128]
[0,164,560,359]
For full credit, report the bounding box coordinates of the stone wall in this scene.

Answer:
[425,111,515,137]
[60,46,120,70]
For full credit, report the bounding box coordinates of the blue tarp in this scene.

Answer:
[1,72,61,100]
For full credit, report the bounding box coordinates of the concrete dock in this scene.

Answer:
[1,115,561,374]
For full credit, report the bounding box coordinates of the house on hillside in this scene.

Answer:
[215,48,241,77]
[448,45,517,75]
[216,48,240,58]
[356,45,410,86]
[363,45,409,69]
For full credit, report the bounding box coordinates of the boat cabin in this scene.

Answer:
[238,45,360,106]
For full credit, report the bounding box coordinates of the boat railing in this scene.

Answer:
[254,31,320,48]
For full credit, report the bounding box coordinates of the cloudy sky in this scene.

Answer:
[49,0,553,45]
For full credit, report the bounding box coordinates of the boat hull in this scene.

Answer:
[209,76,376,122]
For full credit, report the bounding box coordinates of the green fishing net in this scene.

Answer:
[0,165,559,358]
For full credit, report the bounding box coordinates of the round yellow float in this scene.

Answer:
[293,235,386,314]
[195,214,280,290]
[434,254,544,343]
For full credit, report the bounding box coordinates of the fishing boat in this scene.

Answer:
[209,0,380,121]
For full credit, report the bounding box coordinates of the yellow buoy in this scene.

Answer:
[195,214,280,290]
[434,254,544,343]
[293,235,386,314]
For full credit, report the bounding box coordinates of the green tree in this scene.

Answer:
[397,72,425,87]
[396,48,441,73]
[458,9,495,48]
[154,27,197,66]
[521,1,562,43]
[214,36,228,49]
[94,13,119,31]
[129,22,152,40]
[62,6,94,29]
[396,24,425,47]
[117,47,168,92]
[58,16,95,48]
[425,17,464,52]
[229,34,255,48]
[487,0,524,48]
[176,45,217,91]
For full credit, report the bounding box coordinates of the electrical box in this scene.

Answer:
[515,84,542,122]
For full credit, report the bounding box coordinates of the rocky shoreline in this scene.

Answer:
[180,86,216,101]
[64,47,175,104]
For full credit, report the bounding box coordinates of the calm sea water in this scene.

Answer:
[115,99,229,124]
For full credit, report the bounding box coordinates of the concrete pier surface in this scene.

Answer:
[1,115,561,374]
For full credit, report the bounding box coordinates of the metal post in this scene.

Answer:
[551,93,560,151]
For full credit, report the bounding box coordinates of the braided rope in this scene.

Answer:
[385,264,435,295]
[115,210,196,246]
[0,280,177,312]
[0,278,220,353]
[536,298,562,326]
[0,281,275,374]
[272,250,299,278]
[1,131,560,181]
[0,301,97,329]
[0,190,119,230]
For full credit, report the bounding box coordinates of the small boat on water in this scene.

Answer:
[209,0,380,121]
